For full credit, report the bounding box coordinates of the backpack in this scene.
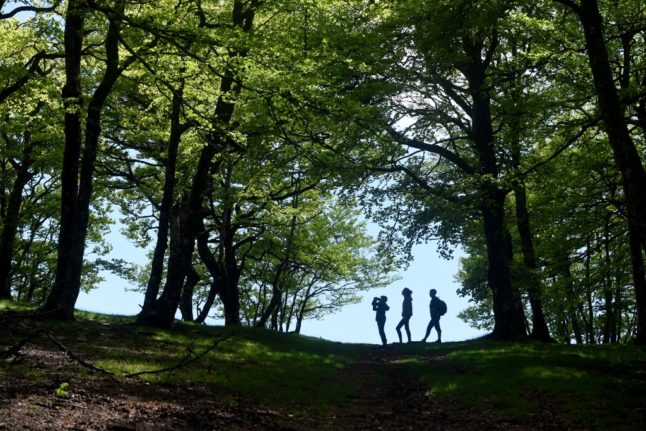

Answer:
[437,299,447,316]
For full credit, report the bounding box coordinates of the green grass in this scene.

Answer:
[1,306,361,415]
[2,302,645,427]
[403,340,646,428]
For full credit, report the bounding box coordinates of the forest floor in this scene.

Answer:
[1,310,645,430]
[0,344,566,430]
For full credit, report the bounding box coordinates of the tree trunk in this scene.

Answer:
[584,243,595,343]
[179,266,199,321]
[195,227,222,324]
[481,187,526,339]
[602,214,614,343]
[628,216,646,344]
[513,182,552,341]
[195,281,219,324]
[42,0,127,319]
[465,53,526,339]
[139,202,192,328]
[41,0,84,319]
[561,253,583,344]
[139,82,185,319]
[559,0,646,343]
[0,131,35,299]
[257,190,299,328]
[140,1,257,329]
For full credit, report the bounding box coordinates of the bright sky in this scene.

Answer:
[76,222,487,344]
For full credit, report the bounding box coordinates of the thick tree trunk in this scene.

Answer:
[0,132,35,299]
[195,214,241,326]
[481,186,526,339]
[466,55,526,339]
[220,276,241,326]
[41,0,84,319]
[43,0,126,319]
[139,83,185,318]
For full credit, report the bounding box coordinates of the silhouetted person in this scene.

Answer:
[421,288,444,343]
[396,288,413,343]
[372,295,389,346]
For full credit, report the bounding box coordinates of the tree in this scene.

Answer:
[554,0,646,343]
[356,0,531,339]
[137,0,261,328]
[41,0,141,319]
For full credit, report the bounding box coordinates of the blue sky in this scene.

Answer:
[77,223,486,344]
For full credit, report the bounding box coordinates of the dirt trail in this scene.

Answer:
[324,346,524,431]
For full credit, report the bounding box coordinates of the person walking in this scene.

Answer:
[396,288,413,343]
[372,295,390,346]
[421,289,445,343]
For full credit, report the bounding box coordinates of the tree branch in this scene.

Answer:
[387,126,475,174]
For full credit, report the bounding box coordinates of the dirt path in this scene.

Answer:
[323,346,569,431]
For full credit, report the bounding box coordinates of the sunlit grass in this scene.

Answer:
[404,340,646,428]
[3,302,645,426]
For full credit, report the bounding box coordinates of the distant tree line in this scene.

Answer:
[0,0,645,344]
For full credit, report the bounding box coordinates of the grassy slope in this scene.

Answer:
[2,301,645,428]
[396,340,646,429]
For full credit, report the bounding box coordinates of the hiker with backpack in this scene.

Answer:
[421,288,446,343]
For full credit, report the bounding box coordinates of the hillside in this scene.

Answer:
[1,307,645,430]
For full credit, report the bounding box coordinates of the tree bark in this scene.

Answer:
[513,182,552,342]
[0,131,36,299]
[179,266,199,321]
[465,47,526,339]
[40,0,85,319]
[42,0,130,319]
[138,83,185,321]
[628,215,646,344]
[138,0,257,328]
[557,0,646,343]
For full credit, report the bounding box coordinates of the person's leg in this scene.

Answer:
[435,318,442,342]
[422,319,433,342]
[404,318,411,342]
[378,320,387,345]
[396,319,404,343]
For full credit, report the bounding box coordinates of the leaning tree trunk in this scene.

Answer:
[195,227,222,324]
[557,0,646,343]
[139,82,185,319]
